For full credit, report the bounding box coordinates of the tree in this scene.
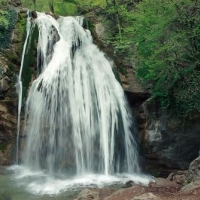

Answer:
[133,0,200,116]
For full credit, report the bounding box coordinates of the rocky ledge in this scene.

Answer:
[74,156,200,200]
[74,179,200,200]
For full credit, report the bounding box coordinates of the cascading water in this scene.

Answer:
[23,12,139,175]
[16,11,35,164]
[11,12,152,195]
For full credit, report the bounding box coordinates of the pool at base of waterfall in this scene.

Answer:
[0,166,153,200]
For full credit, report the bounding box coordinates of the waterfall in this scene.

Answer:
[20,12,140,178]
[16,11,33,164]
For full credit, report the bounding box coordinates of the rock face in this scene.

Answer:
[0,52,18,165]
[94,21,149,106]
[0,101,17,165]
[140,99,200,175]
[0,76,11,91]
[0,8,27,165]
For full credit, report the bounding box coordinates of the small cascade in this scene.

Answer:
[16,11,34,164]
[19,12,140,180]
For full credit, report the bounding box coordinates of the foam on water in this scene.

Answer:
[8,165,153,195]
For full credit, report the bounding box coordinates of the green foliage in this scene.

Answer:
[0,9,17,49]
[54,1,78,16]
[21,0,78,15]
[0,10,9,28]
[75,0,106,13]
[133,0,200,116]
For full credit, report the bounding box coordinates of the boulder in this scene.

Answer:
[122,180,135,188]
[0,76,11,92]
[167,171,187,185]
[148,178,181,191]
[186,156,200,182]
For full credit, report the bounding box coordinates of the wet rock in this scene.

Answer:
[30,11,37,19]
[0,8,22,165]
[122,180,135,188]
[0,144,13,166]
[149,178,181,191]
[0,76,11,92]
[186,156,200,182]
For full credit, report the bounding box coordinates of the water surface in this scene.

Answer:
[0,166,152,200]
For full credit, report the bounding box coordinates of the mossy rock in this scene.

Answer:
[13,12,27,44]
[0,142,8,152]
[0,8,17,50]
[5,51,20,64]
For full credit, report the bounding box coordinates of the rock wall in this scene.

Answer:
[0,7,27,165]
[140,100,200,176]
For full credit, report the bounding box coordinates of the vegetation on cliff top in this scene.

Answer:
[21,0,78,15]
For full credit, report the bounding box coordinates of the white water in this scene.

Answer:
[14,12,152,195]
[7,165,152,196]
[16,11,33,164]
